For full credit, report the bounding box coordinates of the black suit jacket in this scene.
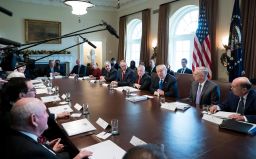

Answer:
[70,65,86,77]
[150,74,178,97]
[3,130,58,159]
[219,89,256,123]
[133,73,151,90]
[102,68,117,82]
[190,80,220,105]
[116,68,136,86]
[44,66,59,77]
[177,67,192,74]
[146,66,156,75]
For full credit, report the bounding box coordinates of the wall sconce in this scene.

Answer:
[152,39,157,59]
[64,0,94,16]
[220,35,230,67]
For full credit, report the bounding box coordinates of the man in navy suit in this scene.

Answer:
[111,60,135,86]
[133,65,151,90]
[210,77,256,123]
[190,67,220,106]
[3,98,92,159]
[70,59,86,77]
[177,58,192,74]
[150,64,178,97]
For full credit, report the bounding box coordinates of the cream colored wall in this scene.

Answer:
[0,0,118,68]
[117,0,234,81]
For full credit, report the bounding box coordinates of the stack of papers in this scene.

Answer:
[81,140,126,159]
[62,118,96,136]
[126,95,148,102]
[114,86,140,93]
[40,95,61,103]
[161,102,190,111]
[54,75,63,79]
[36,88,48,94]
[48,105,73,114]
[212,111,238,119]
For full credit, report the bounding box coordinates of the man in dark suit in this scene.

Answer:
[177,58,192,74]
[3,98,92,159]
[145,59,156,75]
[150,64,178,97]
[44,60,60,77]
[190,67,220,106]
[210,77,256,123]
[111,60,135,86]
[133,65,151,90]
[70,59,86,77]
[100,61,117,82]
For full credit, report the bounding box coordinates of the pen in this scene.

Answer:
[104,130,111,135]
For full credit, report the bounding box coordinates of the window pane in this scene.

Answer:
[175,10,198,35]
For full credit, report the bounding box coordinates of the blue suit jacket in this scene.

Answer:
[219,89,256,123]
[70,65,86,77]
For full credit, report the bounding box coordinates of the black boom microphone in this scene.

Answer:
[79,35,97,49]
[102,20,119,38]
[0,38,21,47]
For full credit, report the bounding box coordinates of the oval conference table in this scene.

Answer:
[45,78,256,159]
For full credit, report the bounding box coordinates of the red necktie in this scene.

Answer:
[122,72,125,80]
[37,135,47,144]
[137,76,141,84]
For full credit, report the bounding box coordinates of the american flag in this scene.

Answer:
[192,5,212,78]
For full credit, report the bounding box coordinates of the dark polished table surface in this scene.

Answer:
[47,79,256,159]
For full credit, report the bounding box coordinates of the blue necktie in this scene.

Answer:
[159,79,163,90]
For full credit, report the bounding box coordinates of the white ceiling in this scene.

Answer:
[14,0,141,9]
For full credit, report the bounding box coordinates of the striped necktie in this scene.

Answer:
[236,97,245,115]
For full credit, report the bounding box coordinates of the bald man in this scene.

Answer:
[4,98,92,159]
[210,77,256,123]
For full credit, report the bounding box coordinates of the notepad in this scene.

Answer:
[81,140,126,159]
[40,95,61,103]
[48,105,73,114]
[114,86,140,93]
[62,118,96,136]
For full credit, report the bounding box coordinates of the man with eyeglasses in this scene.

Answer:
[209,77,256,123]
[100,61,117,82]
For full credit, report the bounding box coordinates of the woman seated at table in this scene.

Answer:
[89,63,101,80]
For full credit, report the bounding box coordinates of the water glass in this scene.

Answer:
[82,104,89,115]
[160,96,165,105]
[54,86,59,95]
[111,119,119,135]
[202,105,210,112]
[65,92,71,102]
[126,88,130,97]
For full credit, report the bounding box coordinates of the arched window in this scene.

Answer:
[126,19,142,66]
[169,5,199,72]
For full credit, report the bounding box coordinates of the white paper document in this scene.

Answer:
[71,113,82,118]
[126,95,148,102]
[62,118,96,136]
[161,102,190,111]
[31,79,42,84]
[161,103,177,111]
[212,111,238,119]
[54,75,63,79]
[48,105,73,114]
[96,118,109,129]
[114,86,140,93]
[82,140,126,159]
[96,132,112,140]
[34,83,47,89]
[102,83,109,87]
[130,136,147,146]
[41,95,61,103]
[36,88,48,94]
[202,114,224,125]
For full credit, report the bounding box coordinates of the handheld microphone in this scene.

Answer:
[79,35,96,49]
[102,20,119,39]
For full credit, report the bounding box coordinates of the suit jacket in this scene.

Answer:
[150,74,178,97]
[146,66,156,75]
[102,68,117,82]
[116,68,136,86]
[3,130,59,159]
[219,89,256,123]
[133,73,151,90]
[70,65,86,77]
[44,66,59,77]
[190,80,220,105]
[177,67,192,74]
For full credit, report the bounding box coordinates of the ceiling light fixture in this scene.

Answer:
[64,0,94,16]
